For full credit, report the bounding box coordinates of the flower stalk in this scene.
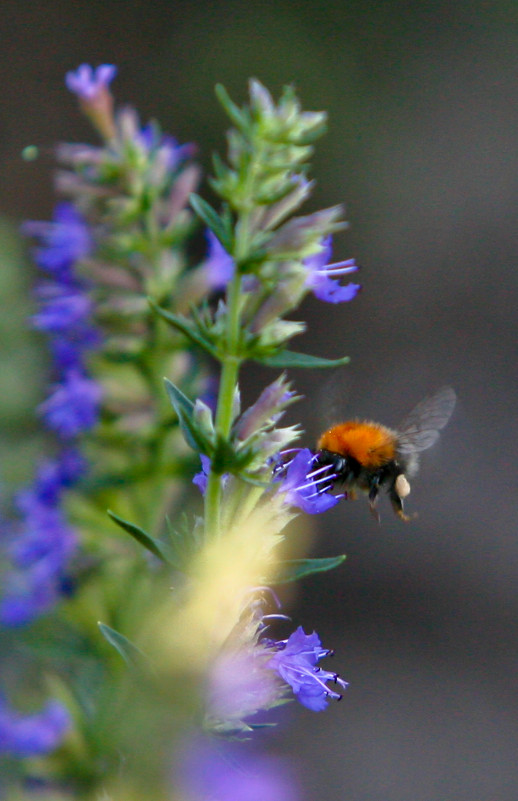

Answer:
[0,70,360,799]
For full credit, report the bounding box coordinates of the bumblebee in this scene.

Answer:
[315,386,456,521]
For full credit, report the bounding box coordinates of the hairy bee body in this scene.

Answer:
[315,387,456,521]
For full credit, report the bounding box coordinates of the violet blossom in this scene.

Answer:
[0,696,70,758]
[267,626,348,712]
[65,63,117,101]
[276,448,341,514]
[304,236,361,304]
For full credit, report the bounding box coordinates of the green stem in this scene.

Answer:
[204,269,244,537]
[203,142,261,537]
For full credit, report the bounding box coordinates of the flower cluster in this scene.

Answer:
[1,63,204,628]
[275,447,342,514]
[1,68,361,799]
[0,451,84,626]
[0,695,70,759]
[0,203,100,627]
[267,626,347,712]
[24,202,102,437]
[205,594,347,735]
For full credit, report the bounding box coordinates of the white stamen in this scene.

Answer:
[314,260,357,276]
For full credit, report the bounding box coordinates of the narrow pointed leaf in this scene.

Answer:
[98,622,150,671]
[189,193,228,245]
[215,83,250,130]
[272,554,346,583]
[150,301,217,357]
[164,379,212,452]
[257,351,350,369]
[107,509,177,565]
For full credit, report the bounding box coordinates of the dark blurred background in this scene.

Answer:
[1,1,517,799]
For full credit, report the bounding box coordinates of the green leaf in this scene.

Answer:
[271,554,346,583]
[215,83,250,131]
[150,301,217,358]
[98,622,150,671]
[164,379,212,453]
[107,509,178,565]
[189,193,229,247]
[257,351,350,369]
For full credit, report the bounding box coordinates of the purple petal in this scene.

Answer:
[0,698,70,758]
[278,449,340,514]
[205,230,235,289]
[39,371,102,438]
[65,64,117,100]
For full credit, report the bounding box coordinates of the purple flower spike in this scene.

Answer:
[65,63,117,101]
[39,370,102,438]
[268,626,348,712]
[0,697,70,758]
[277,448,341,514]
[304,237,361,304]
[32,287,93,335]
[22,203,92,280]
[0,448,83,627]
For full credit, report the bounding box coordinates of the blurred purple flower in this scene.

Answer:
[177,736,300,801]
[277,448,341,514]
[304,236,360,304]
[65,63,117,101]
[0,696,70,758]
[22,203,92,280]
[192,454,212,495]
[206,641,284,733]
[39,370,102,438]
[24,203,102,379]
[193,454,231,496]
[17,450,87,507]
[138,123,196,171]
[0,451,81,627]
[32,285,93,334]
[268,626,348,711]
[204,230,235,289]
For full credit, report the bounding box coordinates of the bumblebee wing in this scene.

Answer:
[395,386,456,454]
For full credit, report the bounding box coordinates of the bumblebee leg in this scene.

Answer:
[348,488,358,501]
[368,480,381,523]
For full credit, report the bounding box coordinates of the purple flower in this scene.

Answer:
[22,203,92,280]
[138,124,196,171]
[192,454,212,495]
[10,504,76,570]
[0,450,81,627]
[17,450,86,507]
[32,285,93,335]
[277,448,341,514]
[177,737,300,801]
[0,696,70,758]
[39,370,102,438]
[1,558,66,627]
[267,626,348,712]
[204,230,235,289]
[206,642,284,732]
[304,237,360,304]
[65,63,117,101]
[193,454,231,496]
[24,201,102,380]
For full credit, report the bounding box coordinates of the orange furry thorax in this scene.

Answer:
[317,421,397,469]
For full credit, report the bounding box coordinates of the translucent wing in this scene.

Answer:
[395,386,456,454]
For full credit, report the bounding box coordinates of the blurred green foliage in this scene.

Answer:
[0,217,48,489]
